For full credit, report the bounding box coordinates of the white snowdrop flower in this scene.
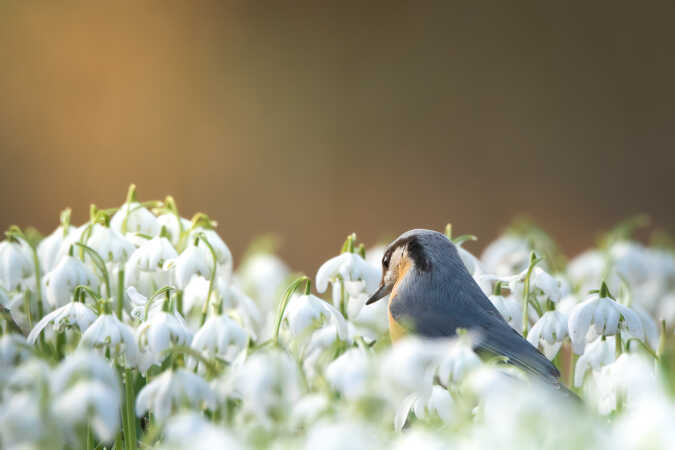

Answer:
[284,293,348,341]
[0,240,33,291]
[189,228,234,279]
[52,380,121,443]
[52,350,120,394]
[38,223,77,272]
[380,336,443,395]
[392,430,448,450]
[166,244,212,290]
[289,394,331,429]
[111,201,160,236]
[437,341,482,385]
[303,420,384,450]
[163,412,246,450]
[612,396,675,450]
[233,349,303,427]
[124,237,177,297]
[415,385,455,424]
[527,310,569,359]
[5,359,51,396]
[87,224,135,264]
[574,336,616,387]
[630,304,660,352]
[395,385,455,431]
[126,236,177,271]
[136,310,192,372]
[0,334,32,385]
[488,294,523,332]
[237,253,290,311]
[156,213,191,246]
[567,249,621,295]
[587,352,659,415]
[316,252,380,297]
[481,235,531,276]
[27,301,97,344]
[135,369,216,423]
[568,291,643,354]
[0,392,49,448]
[530,267,563,303]
[182,275,230,314]
[301,324,351,380]
[610,241,652,287]
[43,256,99,309]
[79,313,139,367]
[229,284,263,339]
[127,286,163,321]
[190,314,249,366]
[325,348,371,399]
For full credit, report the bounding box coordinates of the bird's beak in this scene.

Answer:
[365,283,392,305]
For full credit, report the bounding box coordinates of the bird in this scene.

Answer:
[366,228,570,390]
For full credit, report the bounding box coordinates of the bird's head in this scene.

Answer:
[366,229,452,305]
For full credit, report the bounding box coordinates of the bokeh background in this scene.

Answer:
[1,1,673,272]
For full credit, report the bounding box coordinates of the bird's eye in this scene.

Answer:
[382,254,390,269]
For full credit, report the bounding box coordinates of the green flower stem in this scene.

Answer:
[163,346,219,377]
[23,291,33,330]
[74,243,111,299]
[124,368,137,450]
[568,348,577,387]
[7,227,44,320]
[337,274,347,318]
[273,275,310,343]
[521,252,542,337]
[198,235,219,326]
[116,269,125,320]
[615,332,623,356]
[142,287,175,321]
[624,337,658,360]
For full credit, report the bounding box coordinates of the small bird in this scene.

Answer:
[366,229,563,386]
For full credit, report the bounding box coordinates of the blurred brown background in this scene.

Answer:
[1,1,673,271]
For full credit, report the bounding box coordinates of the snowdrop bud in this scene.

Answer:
[488,294,523,332]
[111,202,160,236]
[136,369,216,422]
[167,244,212,290]
[79,313,139,367]
[0,240,33,291]
[284,293,348,340]
[568,290,643,354]
[315,252,380,295]
[27,301,97,344]
[182,275,231,315]
[191,315,249,365]
[325,348,371,399]
[87,224,135,264]
[136,310,192,372]
[43,256,99,309]
[527,310,569,359]
[574,336,616,387]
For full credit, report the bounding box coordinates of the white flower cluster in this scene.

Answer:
[0,191,674,450]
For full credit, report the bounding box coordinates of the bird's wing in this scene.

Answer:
[390,270,560,381]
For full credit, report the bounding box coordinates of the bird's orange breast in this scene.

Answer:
[387,258,412,342]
